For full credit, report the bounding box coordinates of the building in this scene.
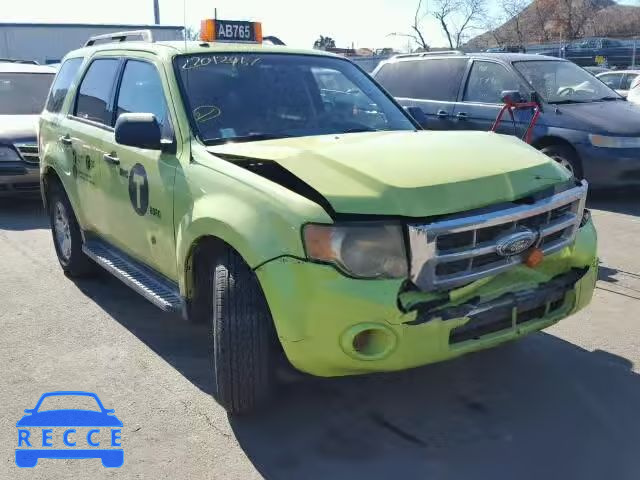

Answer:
[0,23,184,64]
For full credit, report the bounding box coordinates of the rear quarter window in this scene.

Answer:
[45,57,83,113]
[375,58,468,101]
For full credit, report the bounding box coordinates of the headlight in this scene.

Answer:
[588,134,640,149]
[303,223,408,279]
[0,145,21,162]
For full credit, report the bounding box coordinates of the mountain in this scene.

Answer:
[467,0,640,49]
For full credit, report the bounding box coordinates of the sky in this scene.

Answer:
[3,0,468,50]
[5,0,638,51]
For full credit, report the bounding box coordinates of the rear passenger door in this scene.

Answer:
[64,58,122,232]
[374,57,468,130]
[454,60,529,136]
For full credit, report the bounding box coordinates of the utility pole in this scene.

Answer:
[153,0,160,24]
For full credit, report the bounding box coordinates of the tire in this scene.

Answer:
[541,144,583,179]
[207,247,276,414]
[47,183,95,277]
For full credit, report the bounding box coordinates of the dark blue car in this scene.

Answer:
[16,391,123,468]
[373,52,640,188]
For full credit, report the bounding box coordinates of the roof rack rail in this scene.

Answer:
[85,30,153,47]
[395,50,465,59]
[0,58,39,65]
[263,35,286,46]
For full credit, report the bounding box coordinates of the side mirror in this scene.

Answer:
[115,113,162,150]
[404,106,428,128]
[501,90,524,104]
[24,409,34,414]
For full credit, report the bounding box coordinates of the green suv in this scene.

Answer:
[39,30,598,414]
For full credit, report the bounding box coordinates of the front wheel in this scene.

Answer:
[208,248,276,414]
[541,144,583,179]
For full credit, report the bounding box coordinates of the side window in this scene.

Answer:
[599,73,622,90]
[45,58,83,113]
[463,61,520,104]
[75,58,120,126]
[375,58,468,101]
[115,60,171,137]
[621,73,638,91]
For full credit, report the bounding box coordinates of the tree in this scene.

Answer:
[431,0,487,49]
[389,0,430,50]
[184,27,200,41]
[500,0,530,46]
[555,0,607,40]
[313,36,336,50]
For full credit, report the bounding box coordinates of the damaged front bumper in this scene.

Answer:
[255,218,597,377]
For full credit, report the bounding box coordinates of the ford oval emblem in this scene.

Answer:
[495,229,537,257]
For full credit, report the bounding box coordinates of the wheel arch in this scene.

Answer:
[532,136,582,162]
[40,165,85,223]
[41,165,64,211]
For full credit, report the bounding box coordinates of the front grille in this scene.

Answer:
[16,144,40,165]
[408,181,588,291]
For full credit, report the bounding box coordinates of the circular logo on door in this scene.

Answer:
[128,163,149,216]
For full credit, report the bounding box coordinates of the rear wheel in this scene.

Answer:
[207,247,276,414]
[541,144,583,179]
[47,184,95,277]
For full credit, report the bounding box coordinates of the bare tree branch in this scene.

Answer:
[432,0,486,49]
[388,0,430,51]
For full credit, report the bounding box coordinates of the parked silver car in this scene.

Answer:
[0,61,55,197]
[596,69,640,98]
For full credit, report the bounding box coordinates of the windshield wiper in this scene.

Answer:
[548,99,589,105]
[204,133,293,146]
[595,96,623,101]
[342,127,379,133]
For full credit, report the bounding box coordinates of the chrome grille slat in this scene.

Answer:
[408,181,588,291]
[16,144,40,165]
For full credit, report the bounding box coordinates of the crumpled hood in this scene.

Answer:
[207,130,570,217]
[0,115,39,144]
[555,101,640,135]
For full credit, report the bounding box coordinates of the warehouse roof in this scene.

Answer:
[0,22,183,30]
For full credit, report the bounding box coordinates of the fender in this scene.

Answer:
[175,192,324,295]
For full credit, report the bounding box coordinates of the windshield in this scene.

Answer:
[0,73,54,114]
[513,60,619,104]
[36,395,101,412]
[174,53,415,145]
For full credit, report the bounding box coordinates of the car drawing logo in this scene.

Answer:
[495,228,538,257]
[15,391,123,468]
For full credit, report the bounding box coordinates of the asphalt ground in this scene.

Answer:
[0,191,639,480]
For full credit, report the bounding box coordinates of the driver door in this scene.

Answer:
[97,57,179,279]
[454,60,530,137]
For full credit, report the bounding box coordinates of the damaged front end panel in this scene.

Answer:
[406,267,588,344]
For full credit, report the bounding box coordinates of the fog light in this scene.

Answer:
[341,324,396,360]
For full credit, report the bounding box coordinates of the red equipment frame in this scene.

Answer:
[490,99,541,144]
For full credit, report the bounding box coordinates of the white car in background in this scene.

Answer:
[628,75,640,105]
[597,70,640,98]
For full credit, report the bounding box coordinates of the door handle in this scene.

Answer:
[436,109,449,118]
[456,112,468,120]
[59,135,72,146]
[103,152,120,166]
